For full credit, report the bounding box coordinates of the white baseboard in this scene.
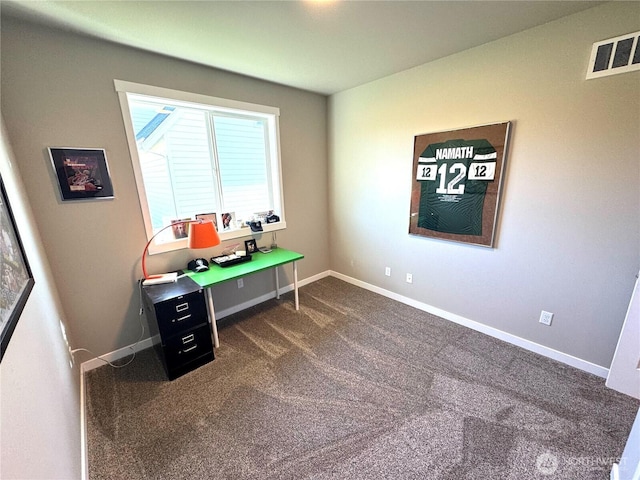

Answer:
[214,270,330,320]
[329,271,609,378]
[80,336,157,372]
[611,463,619,480]
[80,363,87,480]
[79,269,608,378]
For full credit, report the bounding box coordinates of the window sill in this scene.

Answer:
[147,221,286,255]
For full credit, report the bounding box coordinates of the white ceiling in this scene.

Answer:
[2,0,603,95]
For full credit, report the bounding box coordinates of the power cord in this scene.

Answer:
[69,280,146,368]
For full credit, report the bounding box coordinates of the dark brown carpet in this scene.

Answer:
[85,277,638,479]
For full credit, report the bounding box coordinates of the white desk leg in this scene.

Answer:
[275,266,280,300]
[205,288,220,348]
[294,261,299,310]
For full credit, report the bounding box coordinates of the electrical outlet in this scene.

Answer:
[406,273,413,284]
[539,310,553,326]
[385,267,391,277]
[237,278,244,289]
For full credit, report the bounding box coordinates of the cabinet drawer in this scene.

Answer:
[163,324,213,367]
[155,291,208,336]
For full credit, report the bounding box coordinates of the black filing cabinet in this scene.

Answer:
[141,276,214,380]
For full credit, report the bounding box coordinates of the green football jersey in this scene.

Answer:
[416,138,497,236]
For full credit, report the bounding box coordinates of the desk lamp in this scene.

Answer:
[141,219,220,285]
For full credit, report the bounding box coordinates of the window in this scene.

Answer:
[115,80,285,253]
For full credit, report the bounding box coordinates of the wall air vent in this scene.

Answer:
[586,31,640,79]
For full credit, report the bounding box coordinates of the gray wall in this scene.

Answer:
[328,2,640,369]
[0,4,637,478]
[1,17,330,357]
[0,119,82,478]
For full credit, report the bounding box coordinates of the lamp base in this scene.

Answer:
[142,272,179,286]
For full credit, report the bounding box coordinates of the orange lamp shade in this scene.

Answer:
[188,219,221,249]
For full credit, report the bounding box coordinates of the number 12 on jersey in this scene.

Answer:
[416,162,437,181]
[416,161,496,186]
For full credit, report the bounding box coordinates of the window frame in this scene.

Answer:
[114,80,286,254]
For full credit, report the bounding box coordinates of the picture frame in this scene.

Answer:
[170,218,191,239]
[244,239,258,254]
[1,177,35,361]
[48,147,114,201]
[221,212,236,231]
[195,213,218,231]
[409,121,511,247]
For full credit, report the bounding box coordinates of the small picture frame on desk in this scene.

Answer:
[244,239,257,254]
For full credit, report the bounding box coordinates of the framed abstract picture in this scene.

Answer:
[0,177,35,361]
[409,122,511,247]
[48,147,114,201]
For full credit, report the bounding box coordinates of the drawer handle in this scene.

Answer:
[175,303,189,312]
[182,333,195,344]
[176,314,191,323]
[182,344,198,353]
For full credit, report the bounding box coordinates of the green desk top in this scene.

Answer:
[185,248,304,288]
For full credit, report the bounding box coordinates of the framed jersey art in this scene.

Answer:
[409,122,511,247]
